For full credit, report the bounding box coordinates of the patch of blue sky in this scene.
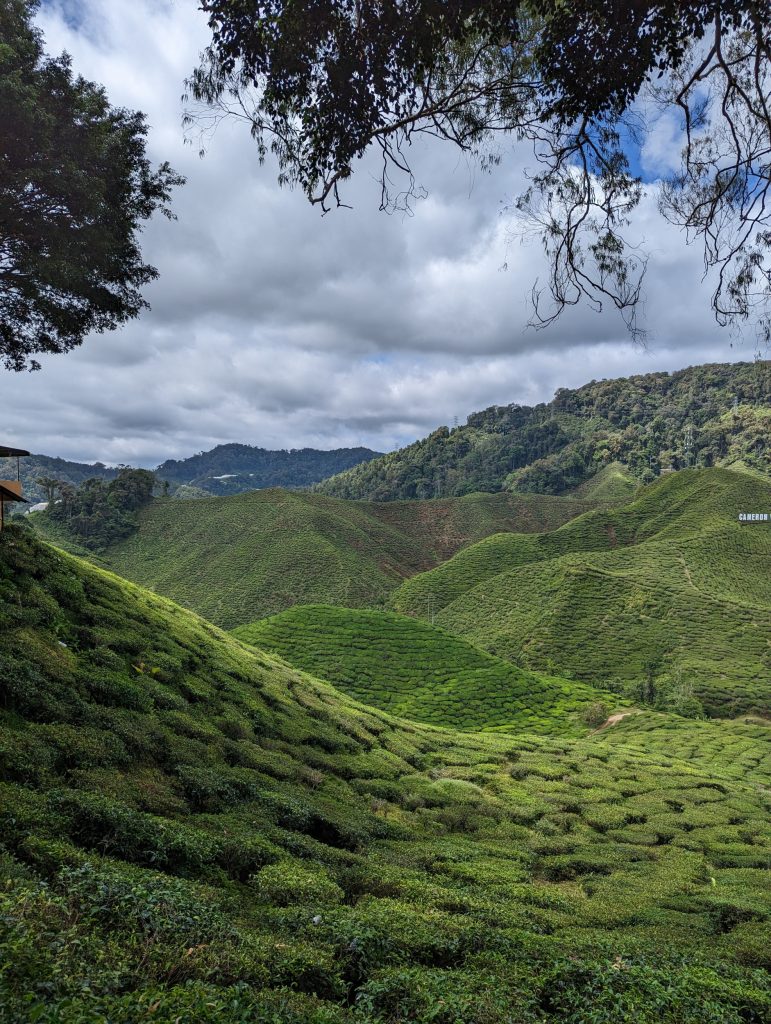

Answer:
[578,109,684,186]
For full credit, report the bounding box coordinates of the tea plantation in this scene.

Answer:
[394,469,771,716]
[230,602,618,733]
[33,487,601,629]
[232,605,622,736]
[568,462,640,503]
[2,526,770,1023]
[593,712,771,787]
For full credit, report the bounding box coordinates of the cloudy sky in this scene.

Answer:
[1,0,757,467]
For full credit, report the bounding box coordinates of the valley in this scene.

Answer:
[7,364,771,1023]
[33,486,601,628]
[3,0,770,1015]
[1,526,769,1023]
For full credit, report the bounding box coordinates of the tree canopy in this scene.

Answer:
[46,467,156,550]
[0,0,183,370]
[189,1,771,339]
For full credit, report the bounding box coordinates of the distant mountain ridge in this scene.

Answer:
[2,443,381,504]
[155,442,382,495]
[0,454,119,505]
[315,361,770,501]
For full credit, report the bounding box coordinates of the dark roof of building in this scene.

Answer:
[0,446,30,457]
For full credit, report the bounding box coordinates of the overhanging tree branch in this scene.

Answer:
[187,1,771,341]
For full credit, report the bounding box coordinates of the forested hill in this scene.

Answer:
[2,444,382,505]
[155,443,381,494]
[316,361,770,501]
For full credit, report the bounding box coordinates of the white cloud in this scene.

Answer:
[0,0,751,466]
[640,109,685,179]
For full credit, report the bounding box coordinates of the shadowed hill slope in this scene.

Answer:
[1,527,770,1022]
[33,487,600,628]
[393,469,771,717]
[232,605,621,737]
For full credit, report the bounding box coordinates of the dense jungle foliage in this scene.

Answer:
[0,526,769,1023]
[45,468,156,551]
[316,362,770,501]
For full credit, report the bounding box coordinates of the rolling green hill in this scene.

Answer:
[569,461,640,502]
[32,487,600,628]
[316,361,770,500]
[1,526,770,1022]
[393,469,771,717]
[232,605,620,736]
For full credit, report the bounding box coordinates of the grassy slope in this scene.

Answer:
[33,488,598,629]
[1,526,770,1023]
[393,469,771,716]
[568,461,639,502]
[232,606,620,737]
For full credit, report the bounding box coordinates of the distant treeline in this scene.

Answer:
[0,455,119,506]
[316,361,771,500]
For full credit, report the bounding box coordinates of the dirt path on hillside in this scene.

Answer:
[591,711,635,734]
[678,553,698,591]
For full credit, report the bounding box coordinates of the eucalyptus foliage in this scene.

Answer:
[189,2,771,338]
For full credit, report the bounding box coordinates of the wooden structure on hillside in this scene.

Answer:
[0,445,30,529]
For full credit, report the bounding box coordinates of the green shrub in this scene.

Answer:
[582,702,610,727]
[251,861,344,907]
[57,862,233,944]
